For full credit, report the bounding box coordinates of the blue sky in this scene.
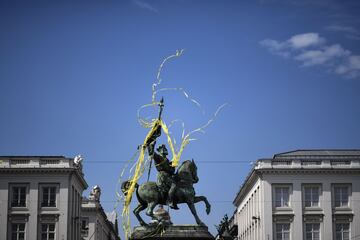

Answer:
[1,0,360,238]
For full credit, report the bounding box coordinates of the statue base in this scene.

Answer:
[130,225,215,240]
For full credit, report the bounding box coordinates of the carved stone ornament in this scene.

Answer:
[89,185,101,201]
[73,155,83,167]
[273,214,294,223]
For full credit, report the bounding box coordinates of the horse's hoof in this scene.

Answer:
[206,207,211,215]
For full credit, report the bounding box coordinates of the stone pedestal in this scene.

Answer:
[130,225,215,240]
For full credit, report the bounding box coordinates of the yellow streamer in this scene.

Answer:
[152,49,184,103]
[159,119,189,168]
[120,118,189,238]
[119,50,227,239]
[121,119,160,239]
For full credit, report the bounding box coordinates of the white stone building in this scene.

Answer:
[0,156,120,240]
[81,186,120,240]
[233,150,360,240]
[0,156,87,240]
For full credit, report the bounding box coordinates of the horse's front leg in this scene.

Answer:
[133,203,148,226]
[145,202,157,219]
[187,202,205,226]
[194,196,211,215]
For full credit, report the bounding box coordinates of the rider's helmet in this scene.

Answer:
[156,144,168,157]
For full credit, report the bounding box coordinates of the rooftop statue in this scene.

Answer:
[121,99,211,227]
[89,185,101,201]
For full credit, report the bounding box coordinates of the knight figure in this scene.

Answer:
[122,98,211,227]
[146,123,179,210]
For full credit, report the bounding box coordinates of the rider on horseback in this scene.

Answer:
[122,98,210,227]
[146,124,179,210]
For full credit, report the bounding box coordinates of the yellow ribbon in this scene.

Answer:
[119,50,226,239]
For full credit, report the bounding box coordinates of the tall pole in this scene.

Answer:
[147,97,164,182]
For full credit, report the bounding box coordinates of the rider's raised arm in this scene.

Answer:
[146,98,164,157]
[147,140,156,157]
[146,123,162,157]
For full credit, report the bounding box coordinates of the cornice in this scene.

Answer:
[233,169,259,206]
[0,167,88,187]
[0,168,76,173]
[258,168,360,175]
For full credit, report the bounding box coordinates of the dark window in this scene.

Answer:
[12,187,26,207]
[275,187,290,207]
[335,223,350,240]
[81,219,89,237]
[275,223,290,240]
[304,186,320,207]
[42,187,56,207]
[11,223,25,240]
[305,223,320,240]
[41,223,55,240]
[334,186,349,207]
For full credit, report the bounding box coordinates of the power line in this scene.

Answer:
[2,199,360,203]
[85,160,253,163]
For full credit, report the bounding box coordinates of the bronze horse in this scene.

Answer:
[122,160,211,226]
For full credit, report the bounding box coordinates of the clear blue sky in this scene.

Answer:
[1,0,360,238]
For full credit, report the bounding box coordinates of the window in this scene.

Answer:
[305,223,320,240]
[81,218,89,237]
[274,186,290,207]
[12,187,26,207]
[335,223,350,240]
[275,223,290,240]
[334,185,350,207]
[41,187,56,207]
[304,186,320,207]
[11,223,25,240]
[41,223,55,240]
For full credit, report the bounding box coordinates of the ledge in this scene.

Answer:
[130,225,215,240]
[303,209,324,215]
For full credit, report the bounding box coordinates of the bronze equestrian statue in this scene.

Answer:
[121,118,211,226]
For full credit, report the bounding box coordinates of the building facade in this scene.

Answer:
[0,156,87,240]
[233,150,360,240]
[0,155,118,240]
[81,186,120,240]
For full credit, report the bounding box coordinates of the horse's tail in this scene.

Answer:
[121,180,138,197]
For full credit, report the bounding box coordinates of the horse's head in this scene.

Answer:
[178,159,199,183]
